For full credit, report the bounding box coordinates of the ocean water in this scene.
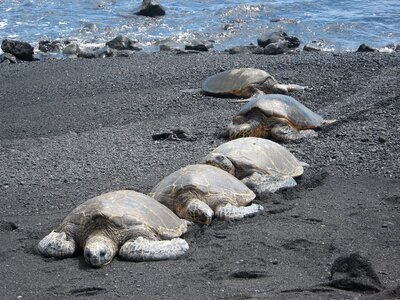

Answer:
[0,0,399,52]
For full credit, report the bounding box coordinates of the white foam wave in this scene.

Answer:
[378,46,395,53]
[0,20,7,29]
[221,4,269,17]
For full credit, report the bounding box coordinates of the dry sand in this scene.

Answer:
[0,51,399,299]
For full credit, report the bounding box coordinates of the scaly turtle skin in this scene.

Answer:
[38,190,188,267]
[227,93,335,142]
[204,137,307,194]
[149,164,263,225]
[202,68,306,98]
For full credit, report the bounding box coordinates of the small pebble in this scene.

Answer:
[378,136,386,143]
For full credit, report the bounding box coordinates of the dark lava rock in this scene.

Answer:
[223,24,234,31]
[253,41,291,55]
[77,50,96,59]
[185,40,213,52]
[396,44,400,51]
[378,136,386,143]
[93,46,114,58]
[258,31,285,46]
[1,39,34,61]
[263,41,290,55]
[357,43,378,53]
[111,49,135,57]
[0,52,17,64]
[159,44,174,51]
[229,271,267,279]
[0,220,18,231]
[270,18,299,24]
[134,0,166,17]
[227,45,257,54]
[303,44,322,52]
[63,43,81,55]
[77,46,114,59]
[257,31,300,49]
[159,44,181,52]
[106,35,141,51]
[39,40,62,53]
[152,129,197,141]
[326,253,383,292]
[175,49,201,55]
[81,22,97,32]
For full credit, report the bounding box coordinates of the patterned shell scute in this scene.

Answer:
[63,190,186,238]
[202,68,271,95]
[211,137,304,178]
[151,164,255,207]
[238,94,324,128]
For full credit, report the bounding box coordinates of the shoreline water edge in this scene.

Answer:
[1,0,400,54]
[1,30,399,64]
[1,0,400,62]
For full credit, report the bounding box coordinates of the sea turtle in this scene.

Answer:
[149,164,263,225]
[37,190,189,267]
[202,67,307,98]
[203,137,307,194]
[227,93,335,142]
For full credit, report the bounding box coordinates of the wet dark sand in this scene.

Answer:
[0,51,399,299]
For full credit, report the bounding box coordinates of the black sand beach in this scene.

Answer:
[0,51,399,299]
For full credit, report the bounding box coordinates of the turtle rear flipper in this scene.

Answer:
[242,172,297,196]
[321,119,337,127]
[119,237,189,261]
[271,124,318,142]
[215,203,264,220]
[272,83,308,94]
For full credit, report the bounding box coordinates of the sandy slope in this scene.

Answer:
[0,51,399,299]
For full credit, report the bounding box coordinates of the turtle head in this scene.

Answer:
[84,233,117,267]
[259,76,282,94]
[203,153,236,176]
[227,115,267,139]
[180,198,214,225]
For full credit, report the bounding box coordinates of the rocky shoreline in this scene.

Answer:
[2,28,400,64]
[0,50,399,299]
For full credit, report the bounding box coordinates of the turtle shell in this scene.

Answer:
[238,94,324,129]
[150,164,255,211]
[202,68,274,97]
[208,137,304,179]
[61,190,187,240]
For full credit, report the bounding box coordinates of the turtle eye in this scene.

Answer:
[100,250,106,257]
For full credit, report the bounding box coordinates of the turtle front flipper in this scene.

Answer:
[178,198,214,225]
[119,237,189,261]
[241,172,297,197]
[214,203,264,221]
[271,124,317,142]
[37,230,76,258]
